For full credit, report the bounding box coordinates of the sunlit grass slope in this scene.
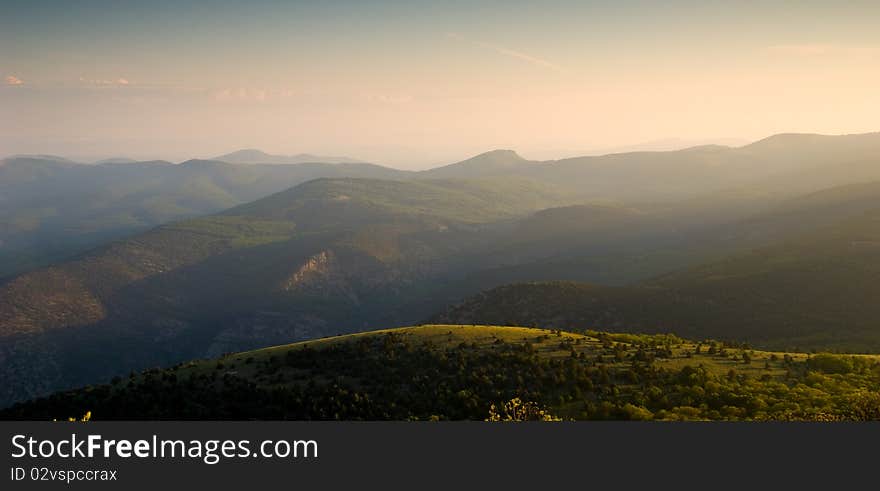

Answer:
[3,325,879,421]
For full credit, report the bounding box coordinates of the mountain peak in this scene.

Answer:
[464,149,525,163]
[421,149,530,178]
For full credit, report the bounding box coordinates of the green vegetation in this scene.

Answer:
[231,177,573,225]
[6,132,880,413]
[4,325,879,421]
[161,216,297,248]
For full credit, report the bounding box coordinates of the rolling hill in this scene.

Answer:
[8,169,880,407]
[0,177,583,407]
[432,175,880,353]
[418,149,533,179]
[0,156,408,277]
[435,198,880,352]
[3,325,878,421]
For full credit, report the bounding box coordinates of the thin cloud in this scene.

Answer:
[5,75,24,86]
[446,32,565,72]
[212,87,274,102]
[79,77,133,87]
[208,87,304,102]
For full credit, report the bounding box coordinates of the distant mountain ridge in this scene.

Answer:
[4,131,880,279]
[93,157,139,165]
[2,154,77,164]
[423,132,880,203]
[0,156,408,277]
[212,149,364,165]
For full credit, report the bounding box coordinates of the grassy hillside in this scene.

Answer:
[3,325,878,421]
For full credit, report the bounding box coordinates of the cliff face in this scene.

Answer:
[283,250,339,292]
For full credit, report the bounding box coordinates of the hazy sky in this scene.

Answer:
[2,0,879,168]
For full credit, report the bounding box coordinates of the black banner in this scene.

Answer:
[2,422,878,489]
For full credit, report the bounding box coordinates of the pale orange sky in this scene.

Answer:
[2,1,879,167]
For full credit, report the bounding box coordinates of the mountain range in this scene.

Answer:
[3,132,880,408]
[6,133,880,278]
[0,155,407,277]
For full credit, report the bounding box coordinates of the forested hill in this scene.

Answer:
[4,325,879,421]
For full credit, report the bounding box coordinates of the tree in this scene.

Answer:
[620,403,653,421]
